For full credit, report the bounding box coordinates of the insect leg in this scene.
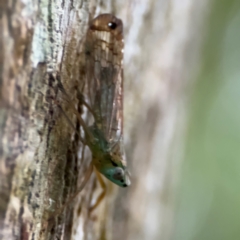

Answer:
[55,78,94,142]
[77,91,98,121]
[38,87,88,145]
[57,103,86,144]
[89,167,106,212]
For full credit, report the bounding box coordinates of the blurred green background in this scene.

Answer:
[174,1,240,240]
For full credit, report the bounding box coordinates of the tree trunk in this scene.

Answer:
[0,0,208,239]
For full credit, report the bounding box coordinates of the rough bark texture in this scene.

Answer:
[0,0,208,240]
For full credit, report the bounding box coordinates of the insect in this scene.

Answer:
[84,14,130,185]
[56,13,130,211]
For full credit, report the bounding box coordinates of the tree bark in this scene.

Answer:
[0,0,208,240]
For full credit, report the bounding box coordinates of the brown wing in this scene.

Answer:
[84,14,124,143]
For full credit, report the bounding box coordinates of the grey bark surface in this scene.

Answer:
[0,0,208,240]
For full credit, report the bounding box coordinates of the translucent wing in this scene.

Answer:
[82,14,130,187]
[84,14,124,144]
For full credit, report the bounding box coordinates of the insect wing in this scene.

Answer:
[85,14,124,145]
[83,14,130,187]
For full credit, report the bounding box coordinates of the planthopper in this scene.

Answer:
[56,13,130,212]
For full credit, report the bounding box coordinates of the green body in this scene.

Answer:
[86,125,130,187]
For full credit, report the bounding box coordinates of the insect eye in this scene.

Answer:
[108,22,117,30]
[112,168,124,181]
